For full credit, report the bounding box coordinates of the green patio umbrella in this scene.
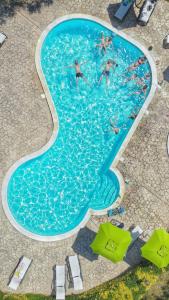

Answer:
[141,228,169,268]
[90,222,132,263]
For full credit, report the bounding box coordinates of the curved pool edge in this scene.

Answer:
[1,14,157,242]
[2,167,124,242]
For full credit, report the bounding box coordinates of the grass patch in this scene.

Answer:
[0,294,53,300]
[0,263,168,300]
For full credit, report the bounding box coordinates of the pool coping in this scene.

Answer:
[1,14,157,242]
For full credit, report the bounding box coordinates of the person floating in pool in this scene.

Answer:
[128,112,138,120]
[65,60,89,86]
[128,104,140,120]
[129,84,148,98]
[134,84,148,95]
[105,36,113,49]
[125,72,151,83]
[124,72,151,93]
[124,73,147,87]
[127,56,147,71]
[99,60,118,86]
[124,73,140,83]
[110,124,120,134]
[143,72,151,80]
[96,33,106,54]
[109,117,126,134]
[96,33,113,55]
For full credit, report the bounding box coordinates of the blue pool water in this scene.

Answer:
[7,19,152,237]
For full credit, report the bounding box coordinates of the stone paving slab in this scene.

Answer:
[0,0,169,296]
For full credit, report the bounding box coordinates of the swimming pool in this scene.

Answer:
[2,15,157,241]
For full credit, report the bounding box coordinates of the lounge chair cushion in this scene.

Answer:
[68,255,81,278]
[56,265,65,300]
[68,255,83,291]
[56,286,65,300]
[73,277,83,291]
[56,265,65,286]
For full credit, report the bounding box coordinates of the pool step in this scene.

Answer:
[90,172,119,210]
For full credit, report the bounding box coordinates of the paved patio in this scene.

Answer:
[0,0,169,296]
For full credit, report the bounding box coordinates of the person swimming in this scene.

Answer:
[65,60,89,86]
[127,56,147,71]
[129,113,138,120]
[96,33,113,55]
[99,60,118,86]
[96,33,106,54]
[105,36,112,47]
[124,73,146,86]
[124,73,139,83]
[124,71,151,90]
[133,84,148,95]
[144,72,151,80]
[109,117,127,134]
[109,118,120,134]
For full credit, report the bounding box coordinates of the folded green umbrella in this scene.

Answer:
[90,222,132,263]
[141,228,169,268]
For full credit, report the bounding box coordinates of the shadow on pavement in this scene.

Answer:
[125,237,145,266]
[0,0,53,25]
[163,66,169,83]
[72,227,98,262]
[107,3,138,30]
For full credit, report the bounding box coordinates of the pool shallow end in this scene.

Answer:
[1,14,157,242]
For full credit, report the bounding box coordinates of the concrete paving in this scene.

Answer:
[0,0,169,295]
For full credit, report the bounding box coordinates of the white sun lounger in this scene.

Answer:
[138,0,157,26]
[68,255,83,291]
[114,0,134,21]
[131,225,143,242]
[0,32,7,46]
[56,265,65,300]
[8,256,32,290]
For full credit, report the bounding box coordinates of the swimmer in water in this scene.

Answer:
[96,33,107,54]
[133,84,148,95]
[129,113,138,120]
[65,60,89,86]
[124,73,139,83]
[138,72,151,83]
[143,72,151,80]
[124,73,146,87]
[96,33,113,55]
[127,56,147,71]
[109,117,126,134]
[99,60,118,86]
[111,125,120,134]
[105,36,113,47]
